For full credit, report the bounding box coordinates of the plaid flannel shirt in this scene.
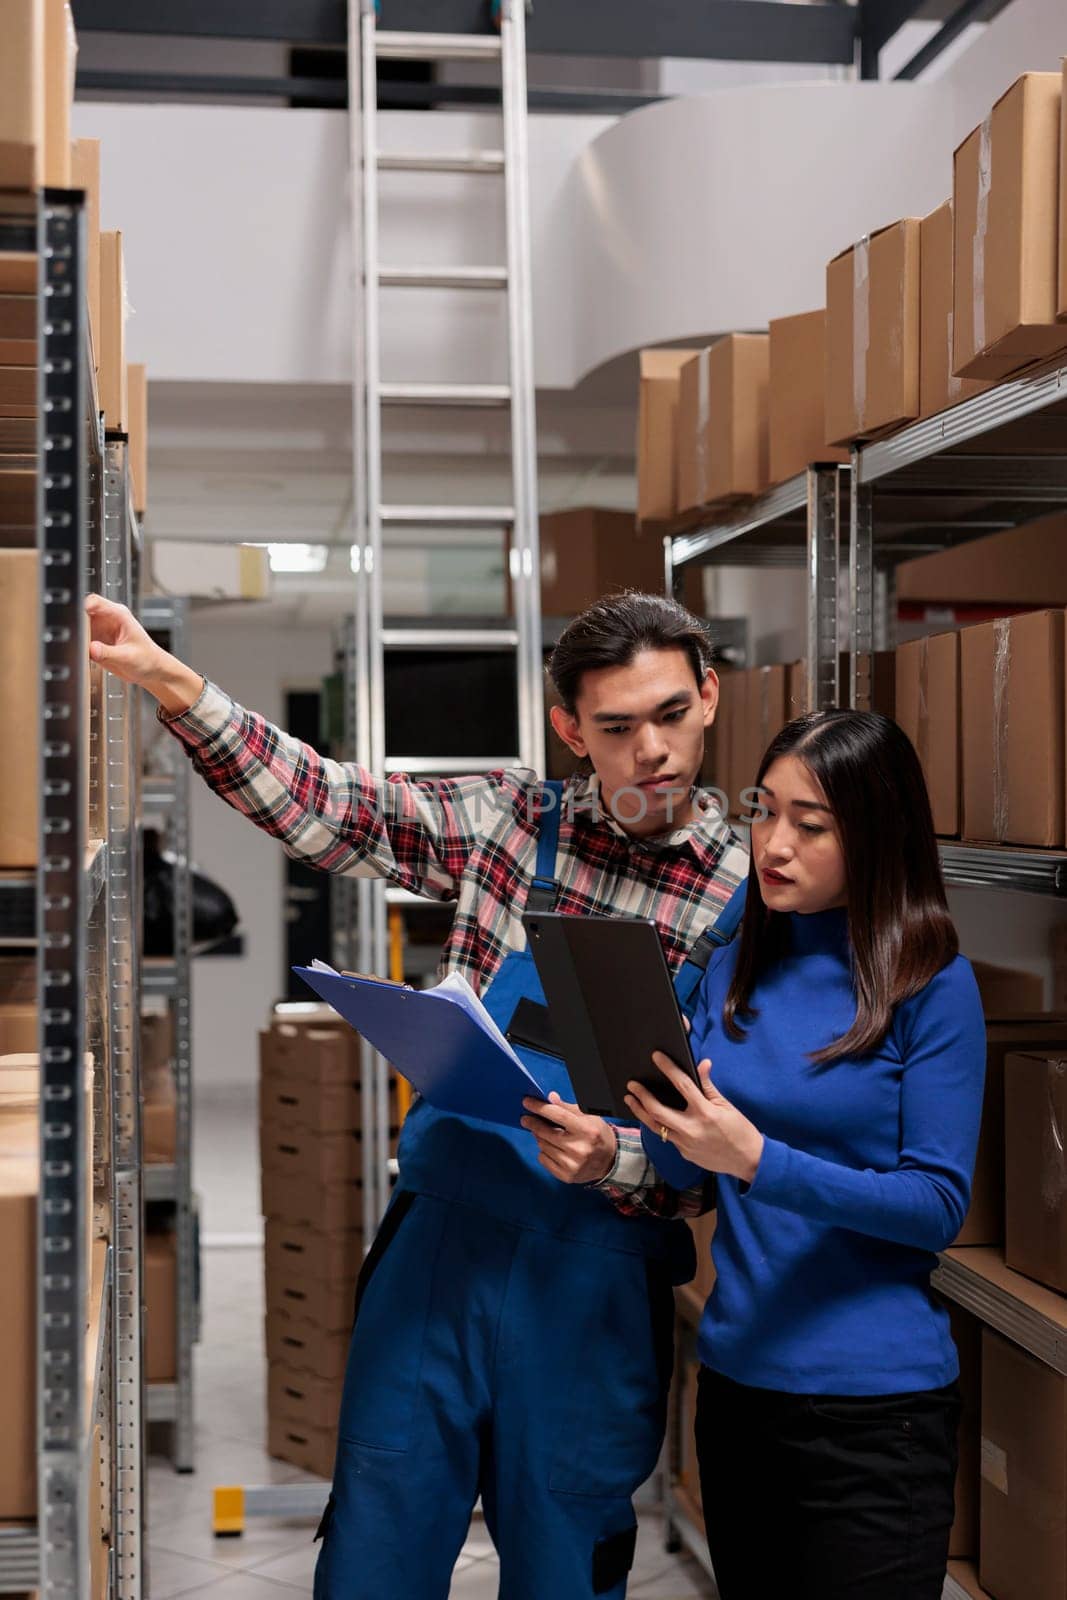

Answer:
[162,679,748,1218]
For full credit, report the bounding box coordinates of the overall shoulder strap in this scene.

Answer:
[526,780,565,912]
[674,878,748,1016]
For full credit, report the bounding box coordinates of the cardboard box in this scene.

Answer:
[71,136,100,365]
[43,0,73,190]
[972,961,1046,1018]
[266,1265,356,1333]
[954,73,1065,383]
[768,310,849,485]
[142,1093,176,1166]
[785,659,808,719]
[265,1307,350,1382]
[0,1119,36,1518]
[538,507,666,618]
[678,334,769,509]
[1005,1050,1067,1292]
[99,231,127,434]
[0,552,38,866]
[957,1021,1067,1247]
[127,364,147,515]
[980,1327,1067,1600]
[268,1362,343,1435]
[960,610,1065,848]
[141,1010,174,1078]
[948,1304,981,1560]
[144,1230,177,1383]
[260,1123,374,1188]
[261,1166,364,1234]
[0,0,45,191]
[637,349,702,525]
[826,219,922,445]
[0,957,36,1055]
[267,1412,335,1479]
[742,665,788,796]
[265,1219,364,1287]
[897,514,1067,609]
[894,632,960,836]
[919,201,989,419]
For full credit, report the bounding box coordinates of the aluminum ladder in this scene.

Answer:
[346,0,544,1237]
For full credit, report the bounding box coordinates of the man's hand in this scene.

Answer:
[520,1093,617,1185]
[85,594,204,715]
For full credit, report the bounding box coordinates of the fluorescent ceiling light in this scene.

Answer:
[251,543,329,574]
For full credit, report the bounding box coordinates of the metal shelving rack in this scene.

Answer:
[0,190,143,1597]
[849,352,1067,899]
[846,357,1067,1404]
[667,465,849,716]
[139,596,196,1471]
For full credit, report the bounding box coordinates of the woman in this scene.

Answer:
[626,709,985,1600]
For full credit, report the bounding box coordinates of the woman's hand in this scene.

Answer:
[625,1055,764,1184]
[520,1094,617,1185]
[84,594,204,715]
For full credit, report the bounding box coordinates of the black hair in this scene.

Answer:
[546,591,713,713]
[725,709,958,1065]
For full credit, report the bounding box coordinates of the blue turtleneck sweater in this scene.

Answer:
[646,907,986,1395]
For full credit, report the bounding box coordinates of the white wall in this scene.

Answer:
[181,614,336,1088]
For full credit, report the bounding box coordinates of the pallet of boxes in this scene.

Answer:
[260,1004,397,1477]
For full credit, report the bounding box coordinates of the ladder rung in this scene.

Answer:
[378,267,508,291]
[378,382,511,408]
[377,152,505,176]
[374,31,503,63]
[384,756,520,775]
[381,628,520,650]
[380,505,515,527]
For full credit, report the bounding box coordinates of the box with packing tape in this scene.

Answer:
[677,335,770,513]
[637,348,702,525]
[826,219,921,446]
[954,72,1065,384]
[894,631,960,838]
[768,309,848,486]
[959,610,1065,849]
[919,200,990,420]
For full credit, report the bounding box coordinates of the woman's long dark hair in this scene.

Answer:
[724,709,957,1065]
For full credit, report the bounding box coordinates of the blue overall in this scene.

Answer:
[314,784,747,1600]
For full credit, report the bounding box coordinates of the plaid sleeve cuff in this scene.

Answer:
[592,1126,650,1194]
[158,678,235,744]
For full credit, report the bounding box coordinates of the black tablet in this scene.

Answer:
[520,911,701,1120]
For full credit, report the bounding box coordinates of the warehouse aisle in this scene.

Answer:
[145,1090,715,1598]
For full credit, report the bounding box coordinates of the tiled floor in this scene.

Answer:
[148,1089,716,1598]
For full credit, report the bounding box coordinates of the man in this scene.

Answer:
[86,588,748,1599]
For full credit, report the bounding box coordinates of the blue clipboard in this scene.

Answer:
[293,965,546,1130]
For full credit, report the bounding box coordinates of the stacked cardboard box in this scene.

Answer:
[826,219,922,445]
[954,72,1066,384]
[145,1228,177,1383]
[141,1009,176,1165]
[537,508,667,618]
[948,1304,982,1562]
[1004,1049,1067,1294]
[895,631,961,837]
[959,610,1064,849]
[0,0,76,193]
[261,1006,397,1477]
[677,335,770,513]
[636,349,702,525]
[919,200,989,419]
[0,1090,37,1519]
[767,310,848,485]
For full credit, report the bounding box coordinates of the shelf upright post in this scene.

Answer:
[806,465,843,711]
[104,440,145,1594]
[848,447,875,709]
[36,190,90,1600]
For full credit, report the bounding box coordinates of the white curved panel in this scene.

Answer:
[567,82,953,383]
